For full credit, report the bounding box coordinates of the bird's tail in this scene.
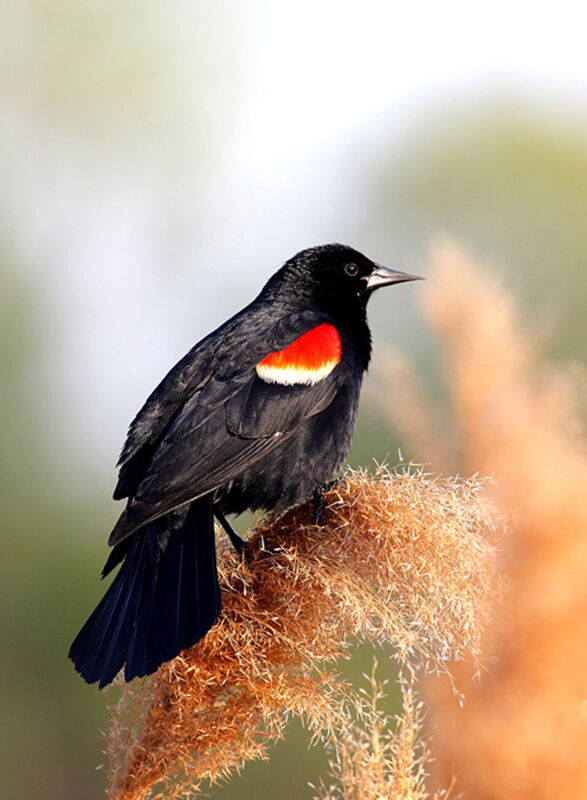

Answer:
[68,496,221,688]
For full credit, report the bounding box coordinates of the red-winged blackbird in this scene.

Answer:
[69,244,420,687]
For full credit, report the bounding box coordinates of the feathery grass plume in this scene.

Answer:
[381,240,587,800]
[313,663,446,800]
[106,466,496,800]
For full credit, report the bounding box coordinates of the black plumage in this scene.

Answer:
[69,243,420,687]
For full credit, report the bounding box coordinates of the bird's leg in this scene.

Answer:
[312,478,341,526]
[214,507,247,554]
[312,490,326,526]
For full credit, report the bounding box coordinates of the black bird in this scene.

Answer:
[69,244,420,687]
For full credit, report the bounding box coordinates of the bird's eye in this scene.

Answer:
[344,263,359,277]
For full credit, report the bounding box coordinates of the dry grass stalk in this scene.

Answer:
[385,241,587,799]
[106,465,496,800]
[314,665,435,800]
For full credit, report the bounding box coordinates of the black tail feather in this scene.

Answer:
[69,496,221,688]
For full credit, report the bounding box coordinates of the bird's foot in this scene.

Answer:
[312,479,341,526]
[214,507,248,556]
[312,492,325,526]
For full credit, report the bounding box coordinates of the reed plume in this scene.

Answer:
[373,241,587,799]
[106,465,496,800]
[313,664,450,800]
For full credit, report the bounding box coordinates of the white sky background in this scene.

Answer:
[214,1,587,252]
[5,0,587,490]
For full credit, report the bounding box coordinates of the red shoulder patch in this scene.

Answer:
[256,323,342,385]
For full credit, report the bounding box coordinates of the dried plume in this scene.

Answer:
[313,664,448,800]
[375,240,587,799]
[106,465,496,800]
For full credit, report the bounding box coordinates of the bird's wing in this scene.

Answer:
[113,342,217,500]
[109,312,348,544]
[113,307,334,498]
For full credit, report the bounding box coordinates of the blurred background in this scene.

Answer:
[1,2,586,798]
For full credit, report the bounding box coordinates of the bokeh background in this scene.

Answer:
[2,2,586,798]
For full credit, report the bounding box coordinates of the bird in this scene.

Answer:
[69,243,421,688]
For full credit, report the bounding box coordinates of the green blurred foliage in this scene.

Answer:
[0,242,110,798]
[370,98,587,362]
[0,4,243,797]
[3,1,240,155]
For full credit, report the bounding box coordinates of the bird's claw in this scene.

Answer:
[214,507,248,555]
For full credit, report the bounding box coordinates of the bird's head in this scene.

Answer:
[265,243,422,320]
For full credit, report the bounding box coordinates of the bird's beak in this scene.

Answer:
[366,264,424,291]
